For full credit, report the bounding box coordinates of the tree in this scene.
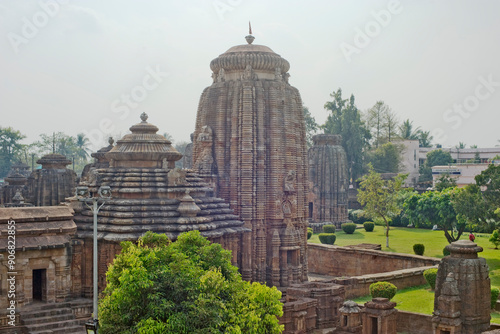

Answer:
[456,142,466,149]
[365,101,399,147]
[357,164,407,248]
[434,173,457,191]
[0,127,26,178]
[303,106,319,148]
[367,142,403,173]
[490,230,500,249]
[417,130,433,148]
[404,188,464,243]
[322,88,371,182]
[399,119,420,140]
[419,149,453,182]
[75,133,90,161]
[99,231,284,334]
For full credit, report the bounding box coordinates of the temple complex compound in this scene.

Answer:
[70,113,250,295]
[307,134,349,231]
[192,30,309,286]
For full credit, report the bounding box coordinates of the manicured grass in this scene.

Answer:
[353,285,500,324]
[309,226,500,287]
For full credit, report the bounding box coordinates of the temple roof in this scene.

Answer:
[36,153,72,169]
[210,34,290,74]
[105,113,182,165]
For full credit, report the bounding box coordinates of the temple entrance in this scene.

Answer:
[371,317,378,334]
[32,269,46,301]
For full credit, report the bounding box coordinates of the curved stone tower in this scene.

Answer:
[72,113,249,295]
[28,153,76,206]
[192,32,308,286]
[433,240,490,333]
[307,134,348,230]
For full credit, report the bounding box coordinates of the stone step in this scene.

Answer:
[21,307,73,319]
[24,319,84,332]
[23,312,74,325]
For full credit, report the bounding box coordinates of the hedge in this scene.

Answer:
[318,233,336,245]
[322,224,336,234]
[492,287,500,309]
[413,244,425,256]
[369,281,397,300]
[423,268,438,290]
[307,228,313,240]
[363,222,375,232]
[341,223,357,234]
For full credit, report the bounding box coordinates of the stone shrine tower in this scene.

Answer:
[28,153,77,206]
[307,134,348,230]
[433,240,491,333]
[192,30,308,286]
[72,113,249,295]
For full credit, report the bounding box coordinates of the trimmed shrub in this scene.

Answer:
[423,268,438,290]
[349,209,368,224]
[322,224,336,234]
[341,223,357,234]
[318,233,336,245]
[443,246,450,257]
[413,243,425,256]
[491,287,500,309]
[369,281,397,300]
[307,228,313,240]
[363,222,375,232]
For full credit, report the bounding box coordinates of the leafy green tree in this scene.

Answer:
[417,130,433,148]
[367,142,403,173]
[456,142,466,149]
[0,127,26,178]
[99,231,284,334]
[419,149,453,182]
[399,119,420,140]
[404,188,464,243]
[357,164,407,248]
[303,106,319,148]
[75,133,90,161]
[322,88,371,182]
[434,173,457,191]
[490,230,500,249]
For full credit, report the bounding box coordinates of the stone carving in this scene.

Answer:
[167,167,187,186]
[181,133,194,169]
[193,125,215,175]
[284,170,296,193]
[242,64,256,80]
[274,67,282,81]
[217,68,225,82]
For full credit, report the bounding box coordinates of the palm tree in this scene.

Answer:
[75,133,90,161]
[399,119,420,140]
[417,130,433,148]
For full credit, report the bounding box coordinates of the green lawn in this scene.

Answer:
[309,226,500,324]
[309,226,500,287]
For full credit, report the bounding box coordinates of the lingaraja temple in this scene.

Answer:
[192,31,309,286]
[0,30,498,334]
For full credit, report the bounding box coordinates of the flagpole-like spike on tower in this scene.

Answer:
[249,21,252,35]
[245,21,255,44]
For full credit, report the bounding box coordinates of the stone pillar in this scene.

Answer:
[433,240,490,334]
[361,298,397,334]
[339,300,362,333]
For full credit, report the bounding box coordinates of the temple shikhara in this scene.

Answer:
[0,29,496,334]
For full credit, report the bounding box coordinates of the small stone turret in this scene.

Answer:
[433,240,491,334]
[28,153,76,206]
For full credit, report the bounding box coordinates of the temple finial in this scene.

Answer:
[140,112,148,122]
[245,22,255,45]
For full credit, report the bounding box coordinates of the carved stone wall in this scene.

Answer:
[307,134,348,229]
[193,34,308,286]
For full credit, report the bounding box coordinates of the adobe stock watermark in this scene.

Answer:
[83,65,170,148]
[213,0,243,21]
[340,0,403,63]
[7,0,69,54]
[432,74,499,143]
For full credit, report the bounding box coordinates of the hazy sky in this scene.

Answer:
[1,0,499,151]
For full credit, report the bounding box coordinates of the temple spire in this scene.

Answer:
[245,21,255,44]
